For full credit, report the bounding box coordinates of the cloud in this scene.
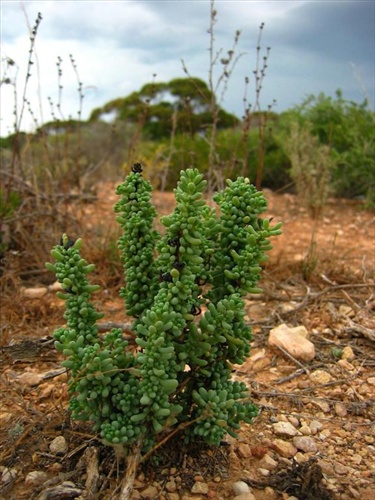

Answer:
[275,0,374,64]
[0,0,373,135]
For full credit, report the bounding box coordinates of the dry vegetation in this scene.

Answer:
[1,3,374,497]
[0,184,374,500]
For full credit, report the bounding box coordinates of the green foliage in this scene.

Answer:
[89,77,239,140]
[0,189,21,218]
[37,119,82,134]
[279,91,375,206]
[8,81,372,205]
[330,346,344,359]
[259,131,291,190]
[0,135,14,149]
[114,163,159,317]
[47,166,281,455]
[135,134,211,190]
[3,121,134,194]
[0,189,22,255]
[283,121,335,217]
[137,125,290,191]
[212,126,291,190]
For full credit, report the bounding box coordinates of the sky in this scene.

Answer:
[1,0,374,136]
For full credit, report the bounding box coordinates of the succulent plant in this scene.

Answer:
[46,165,281,454]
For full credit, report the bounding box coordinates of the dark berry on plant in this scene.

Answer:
[131,162,143,174]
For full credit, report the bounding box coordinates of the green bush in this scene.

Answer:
[279,91,375,206]
[46,166,281,467]
[138,126,292,192]
[283,121,335,217]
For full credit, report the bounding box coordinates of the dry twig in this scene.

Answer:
[275,345,310,375]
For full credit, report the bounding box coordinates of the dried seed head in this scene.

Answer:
[132,163,143,174]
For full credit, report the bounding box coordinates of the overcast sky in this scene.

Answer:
[1,0,374,136]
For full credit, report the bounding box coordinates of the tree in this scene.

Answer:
[89,77,239,140]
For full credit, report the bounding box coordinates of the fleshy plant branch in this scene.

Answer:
[46,165,281,498]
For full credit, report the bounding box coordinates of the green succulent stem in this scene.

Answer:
[47,165,281,455]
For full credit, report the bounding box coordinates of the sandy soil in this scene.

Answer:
[0,183,374,500]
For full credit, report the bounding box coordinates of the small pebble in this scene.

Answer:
[334,462,350,475]
[264,487,277,499]
[287,416,299,428]
[309,370,332,384]
[191,481,209,494]
[335,402,348,417]
[341,346,355,361]
[232,480,250,495]
[48,281,62,292]
[237,443,252,458]
[258,468,270,477]
[309,420,323,435]
[48,462,63,473]
[25,470,48,487]
[272,422,298,438]
[347,486,361,499]
[299,425,312,435]
[292,436,318,453]
[318,459,335,476]
[141,485,159,498]
[49,436,68,456]
[22,287,48,299]
[259,454,278,471]
[1,468,18,484]
[17,372,42,387]
[166,480,177,493]
[338,305,353,317]
[166,493,180,500]
[338,359,355,371]
[351,454,363,465]
[272,439,297,458]
[294,452,309,463]
[311,399,330,412]
[319,429,331,441]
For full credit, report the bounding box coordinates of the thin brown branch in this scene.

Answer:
[274,368,306,384]
[139,416,203,465]
[343,319,375,342]
[274,345,310,375]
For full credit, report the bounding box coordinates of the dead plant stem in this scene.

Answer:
[274,345,310,374]
[118,438,143,500]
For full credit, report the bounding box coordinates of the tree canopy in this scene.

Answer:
[89,77,239,139]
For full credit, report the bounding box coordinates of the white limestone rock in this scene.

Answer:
[269,324,315,361]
